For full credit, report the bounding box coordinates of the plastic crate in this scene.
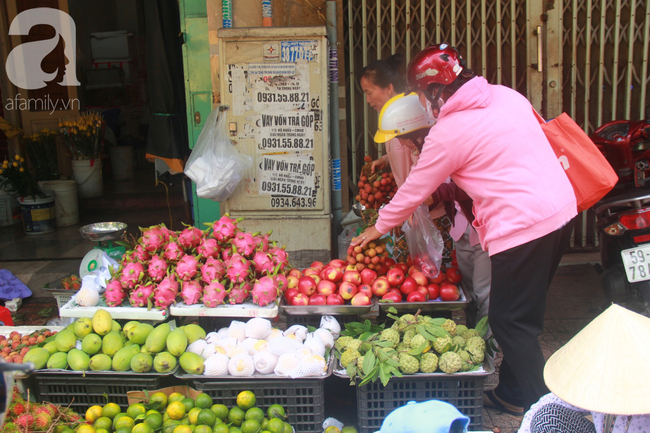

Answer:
[32,372,166,413]
[356,374,487,432]
[193,379,325,432]
[51,291,75,309]
[286,314,361,328]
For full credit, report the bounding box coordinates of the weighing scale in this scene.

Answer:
[79,222,128,278]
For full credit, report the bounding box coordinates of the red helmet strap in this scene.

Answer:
[423,84,446,113]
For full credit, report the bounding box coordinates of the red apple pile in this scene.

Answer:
[0,330,57,363]
[355,156,398,210]
[345,239,390,273]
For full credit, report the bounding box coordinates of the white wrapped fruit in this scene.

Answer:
[228,353,255,377]
[245,318,273,339]
[203,353,229,376]
[228,320,247,342]
[314,328,335,349]
[253,350,278,375]
[304,333,326,357]
[268,337,304,356]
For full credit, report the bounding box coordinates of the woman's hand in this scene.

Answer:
[350,225,383,249]
[370,158,387,173]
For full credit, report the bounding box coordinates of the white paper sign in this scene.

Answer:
[249,63,310,111]
[259,154,315,198]
[257,112,316,151]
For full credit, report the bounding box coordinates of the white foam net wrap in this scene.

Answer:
[245,318,273,339]
[320,316,341,339]
[267,336,304,356]
[253,350,278,374]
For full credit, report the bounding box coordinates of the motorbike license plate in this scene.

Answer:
[621,245,650,282]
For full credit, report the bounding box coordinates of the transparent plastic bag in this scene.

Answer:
[402,205,444,278]
[184,107,253,201]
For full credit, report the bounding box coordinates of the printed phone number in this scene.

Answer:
[261,181,313,197]
[261,137,314,149]
[257,92,309,103]
[271,196,317,208]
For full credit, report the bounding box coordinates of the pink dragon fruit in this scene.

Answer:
[157,224,176,242]
[104,279,126,307]
[200,256,226,283]
[163,240,185,262]
[133,244,152,262]
[153,275,179,309]
[203,281,228,307]
[254,230,273,252]
[221,247,233,262]
[147,255,168,282]
[176,254,200,281]
[251,276,279,306]
[197,237,220,259]
[120,262,145,290]
[273,272,289,293]
[232,231,258,257]
[120,250,137,264]
[226,253,251,283]
[269,244,289,270]
[178,225,203,250]
[140,226,167,252]
[129,282,155,308]
[228,281,250,304]
[211,214,244,242]
[252,251,274,275]
[181,279,203,305]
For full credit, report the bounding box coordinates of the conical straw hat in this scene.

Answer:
[544,304,650,415]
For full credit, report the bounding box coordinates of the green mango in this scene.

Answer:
[23,347,50,370]
[67,348,90,371]
[46,351,68,369]
[43,341,59,355]
[179,352,205,375]
[54,330,77,353]
[102,331,124,357]
[128,323,154,345]
[73,317,93,339]
[130,353,153,373]
[181,324,206,344]
[111,320,122,332]
[153,351,177,373]
[89,354,112,371]
[145,323,171,354]
[81,333,102,355]
[112,344,140,371]
[166,328,188,357]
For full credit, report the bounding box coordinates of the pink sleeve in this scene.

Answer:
[374,135,457,234]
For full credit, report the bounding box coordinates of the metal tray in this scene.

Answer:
[280,298,375,316]
[377,285,470,313]
[332,355,494,379]
[33,364,180,377]
[169,301,278,318]
[175,354,334,381]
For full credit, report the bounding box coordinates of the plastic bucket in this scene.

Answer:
[40,180,79,226]
[109,146,134,180]
[71,159,103,198]
[19,190,56,235]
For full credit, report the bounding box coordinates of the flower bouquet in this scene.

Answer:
[23,129,60,181]
[0,155,46,199]
[59,112,105,160]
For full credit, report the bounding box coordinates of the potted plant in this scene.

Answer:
[60,112,106,198]
[0,156,56,234]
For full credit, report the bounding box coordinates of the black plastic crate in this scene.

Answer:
[33,372,166,413]
[286,314,361,328]
[356,374,487,432]
[193,379,325,432]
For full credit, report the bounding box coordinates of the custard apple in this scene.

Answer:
[441,319,457,336]
[409,334,431,352]
[455,324,469,337]
[432,335,452,354]
[335,336,353,351]
[395,342,410,353]
[398,353,419,375]
[379,328,400,348]
[452,336,466,348]
[392,314,416,332]
[468,345,484,364]
[346,339,363,352]
[340,348,361,368]
[402,329,417,347]
[439,351,462,374]
[357,355,365,371]
[466,336,486,352]
[462,328,480,340]
[419,352,438,373]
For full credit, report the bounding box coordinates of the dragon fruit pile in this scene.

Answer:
[104,215,291,309]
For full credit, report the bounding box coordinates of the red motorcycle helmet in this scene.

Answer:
[406,44,465,107]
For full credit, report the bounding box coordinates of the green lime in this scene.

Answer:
[282,422,292,433]
[115,428,133,433]
[267,405,286,420]
[197,409,217,426]
[195,393,214,409]
[228,406,245,427]
[127,403,147,420]
[194,426,212,433]
[96,429,110,433]
[102,402,122,419]
[115,415,135,430]
[133,424,154,433]
[241,419,261,433]
[150,392,169,411]
[211,404,229,421]
[188,407,203,425]
[168,392,186,403]
[213,424,229,433]
[245,407,265,424]
[163,420,182,433]
[236,391,256,411]
[182,397,196,412]
[261,418,269,430]
[145,412,164,430]
[341,427,358,433]
[229,428,243,433]
[113,413,129,428]
[94,416,113,431]
[266,418,285,433]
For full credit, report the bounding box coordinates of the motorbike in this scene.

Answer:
[592,106,650,315]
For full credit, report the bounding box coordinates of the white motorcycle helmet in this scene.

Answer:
[374,92,436,144]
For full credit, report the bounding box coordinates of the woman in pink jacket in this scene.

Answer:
[353,44,577,414]
[360,54,452,261]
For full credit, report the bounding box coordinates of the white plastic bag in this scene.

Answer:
[185,107,253,201]
[402,204,444,278]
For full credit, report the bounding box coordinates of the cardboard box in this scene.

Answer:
[127,385,201,406]
[90,31,133,59]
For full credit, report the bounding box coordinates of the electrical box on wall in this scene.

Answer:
[217,27,330,268]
